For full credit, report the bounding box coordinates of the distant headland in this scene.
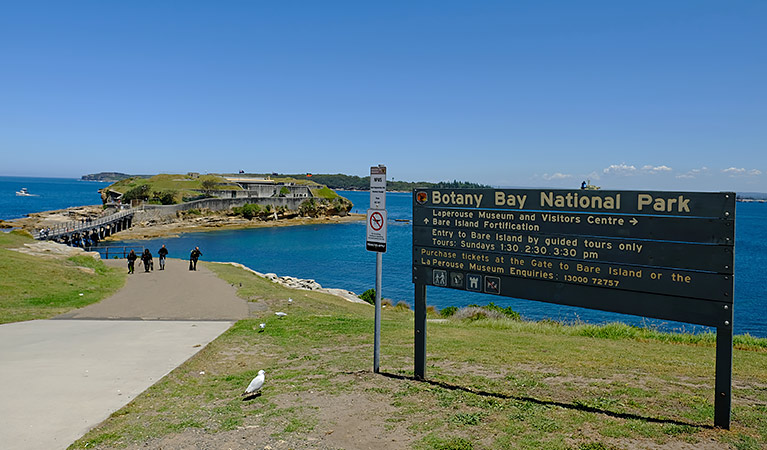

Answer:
[81,172,148,183]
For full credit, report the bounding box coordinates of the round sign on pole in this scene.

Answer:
[369,211,384,231]
[366,209,387,252]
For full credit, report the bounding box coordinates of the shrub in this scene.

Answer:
[453,306,505,321]
[233,204,262,220]
[440,306,458,317]
[153,190,177,205]
[394,301,411,311]
[484,302,521,320]
[299,198,317,216]
[279,186,290,197]
[200,179,219,192]
[122,184,151,202]
[358,288,376,305]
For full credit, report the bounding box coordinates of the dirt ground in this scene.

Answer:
[118,371,420,450]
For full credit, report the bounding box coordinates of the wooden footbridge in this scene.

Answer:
[33,209,135,246]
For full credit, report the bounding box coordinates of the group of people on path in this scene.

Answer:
[126,245,202,274]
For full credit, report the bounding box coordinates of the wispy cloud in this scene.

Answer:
[676,167,709,179]
[542,172,572,181]
[722,167,762,177]
[641,165,672,174]
[603,163,636,175]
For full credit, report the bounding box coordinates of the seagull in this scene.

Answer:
[244,370,265,395]
[288,297,293,305]
[259,323,266,332]
[275,312,287,318]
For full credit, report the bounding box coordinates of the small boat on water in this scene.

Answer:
[15,188,36,196]
[580,179,600,190]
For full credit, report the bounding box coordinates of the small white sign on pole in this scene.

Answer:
[370,165,387,210]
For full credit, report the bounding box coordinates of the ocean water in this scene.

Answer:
[2,177,765,337]
[0,176,106,221]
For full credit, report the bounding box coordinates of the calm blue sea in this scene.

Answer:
[3,177,765,337]
[0,176,106,220]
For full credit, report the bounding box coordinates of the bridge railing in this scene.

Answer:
[34,209,135,240]
[85,245,148,259]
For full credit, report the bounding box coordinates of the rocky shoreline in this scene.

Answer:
[3,204,365,240]
[223,262,368,305]
[106,211,365,240]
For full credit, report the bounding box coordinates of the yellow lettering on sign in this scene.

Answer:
[540,192,621,210]
[494,192,528,209]
[637,194,691,213]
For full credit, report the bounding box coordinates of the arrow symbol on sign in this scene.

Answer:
[630,218,638,226]
[424,218,429,224]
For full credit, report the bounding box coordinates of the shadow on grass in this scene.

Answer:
[242,392,262,401]
[377,371,713,430]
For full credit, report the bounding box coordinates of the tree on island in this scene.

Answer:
[200,179,220,194]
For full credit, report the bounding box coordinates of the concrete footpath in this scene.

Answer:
[0,258,250,450]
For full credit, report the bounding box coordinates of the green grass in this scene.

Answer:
[106,173,238,203]
[69,262,767,449]
[0,231,126,323]
[309,186,340,199]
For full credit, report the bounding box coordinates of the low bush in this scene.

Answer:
[440,306,458,317]
[232,204,262,220]
[358,288,376,305]
[483,302,521,320]
[152,190,178,205]
[122,184,151,202]
[394,301,411,311]
[453,306,506,321]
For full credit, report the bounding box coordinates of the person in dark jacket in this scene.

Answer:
[141,249,153,273]
[189,246,202,271]
[158,244,168,270]
[127,250,137,274]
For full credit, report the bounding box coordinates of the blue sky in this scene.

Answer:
[1,1,765,191]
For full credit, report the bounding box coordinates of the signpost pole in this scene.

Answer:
[367,164,387,374]
[414,282,427,380]
[374,251,382,373]
[715,325,733,429]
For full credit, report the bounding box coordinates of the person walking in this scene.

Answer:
[189,246,202,271]
[158,244,168,270]
[127,250,137,274]
[141,249,153,273]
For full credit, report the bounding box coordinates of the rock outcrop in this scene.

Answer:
[224,262,367,304]
[10,241,101,260]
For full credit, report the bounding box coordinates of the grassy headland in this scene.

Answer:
[70,262,767,450]
[0,231,126,323]
[105,173,240,204]
[104,173,340,205]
